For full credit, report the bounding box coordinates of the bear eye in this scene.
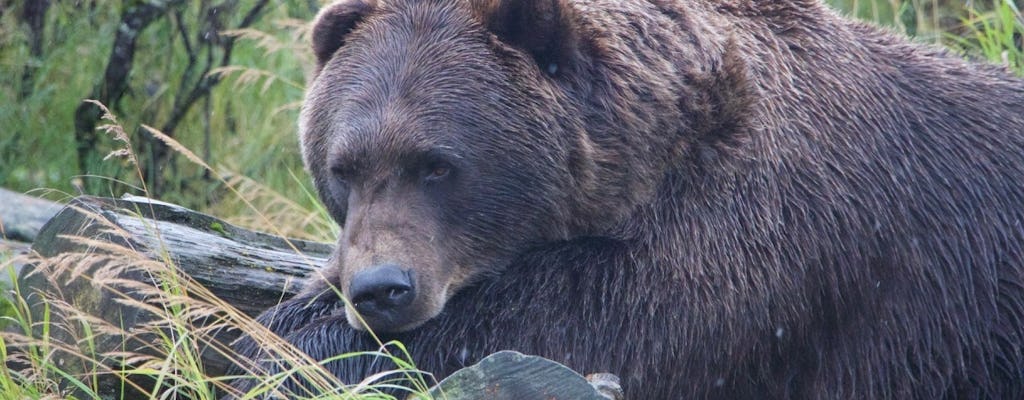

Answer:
[330,164,354,184]
[423,162,453,183]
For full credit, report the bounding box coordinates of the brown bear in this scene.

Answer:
[229,0,1024,398]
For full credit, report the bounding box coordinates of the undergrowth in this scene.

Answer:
[955,0,1024,73]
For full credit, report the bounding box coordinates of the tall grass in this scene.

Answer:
[0,1,318,229]
[831,0,1024,73]
[954,0,1024,73]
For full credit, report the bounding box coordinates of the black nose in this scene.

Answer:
[348,264,415,317]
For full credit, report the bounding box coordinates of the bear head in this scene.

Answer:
[299,0,750,332]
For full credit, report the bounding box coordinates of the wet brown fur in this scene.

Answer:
[233,0,1024,398]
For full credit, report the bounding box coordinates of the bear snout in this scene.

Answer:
[347,264,417,332]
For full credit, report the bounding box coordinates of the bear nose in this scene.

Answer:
[348,264,415,317]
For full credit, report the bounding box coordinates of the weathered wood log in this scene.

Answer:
[0,187,63,243]
[24,195,329,316]
[0,187,63,291]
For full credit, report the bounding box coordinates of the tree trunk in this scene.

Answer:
[73,1,184,189]
[18,0,50,99]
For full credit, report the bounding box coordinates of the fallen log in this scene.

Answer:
[0,188,64,283]
[0,187,63,243]
[24,195,329,316]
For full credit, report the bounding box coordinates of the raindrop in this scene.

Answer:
[546,63,559,75]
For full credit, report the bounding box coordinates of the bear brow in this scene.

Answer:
[424,145,462,160]
[327,150,363,178]
[401,145,464,169]
[331,142,461,179]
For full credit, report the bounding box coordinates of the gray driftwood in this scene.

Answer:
[0,187,63,244]
[24,195,328,316]
[0,187,64,282]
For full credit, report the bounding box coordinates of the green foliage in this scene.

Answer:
[828,0,955,40]
[830,0,1024,74]
[0,256,17,331]
[0,3,119,194]
[953,0,1024,74]
[0,1,322,235]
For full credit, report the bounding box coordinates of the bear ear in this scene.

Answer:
[311,0,377,71]
[473,0,581,76]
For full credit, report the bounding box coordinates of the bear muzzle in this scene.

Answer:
[346,264,419,332]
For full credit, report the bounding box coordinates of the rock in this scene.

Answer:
[425,351,623,400]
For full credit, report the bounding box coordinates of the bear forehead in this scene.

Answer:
[323,0,492,81]
[310,1,509,128]
[302,0,558,171]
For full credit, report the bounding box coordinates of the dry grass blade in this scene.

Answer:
[212,172,335,241]
[85,99,137,166]
[141,124,212,172]
[209,65,303,92]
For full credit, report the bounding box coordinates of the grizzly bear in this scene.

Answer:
[229,0,1024,398]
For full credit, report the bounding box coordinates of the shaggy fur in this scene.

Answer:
[231,0,1024,398]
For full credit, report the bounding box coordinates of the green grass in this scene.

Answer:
[954,0,1024,73]
[831,0,1024,73]
[0,254,18,331]
[0,238,434,400]
[0,1,322,236]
